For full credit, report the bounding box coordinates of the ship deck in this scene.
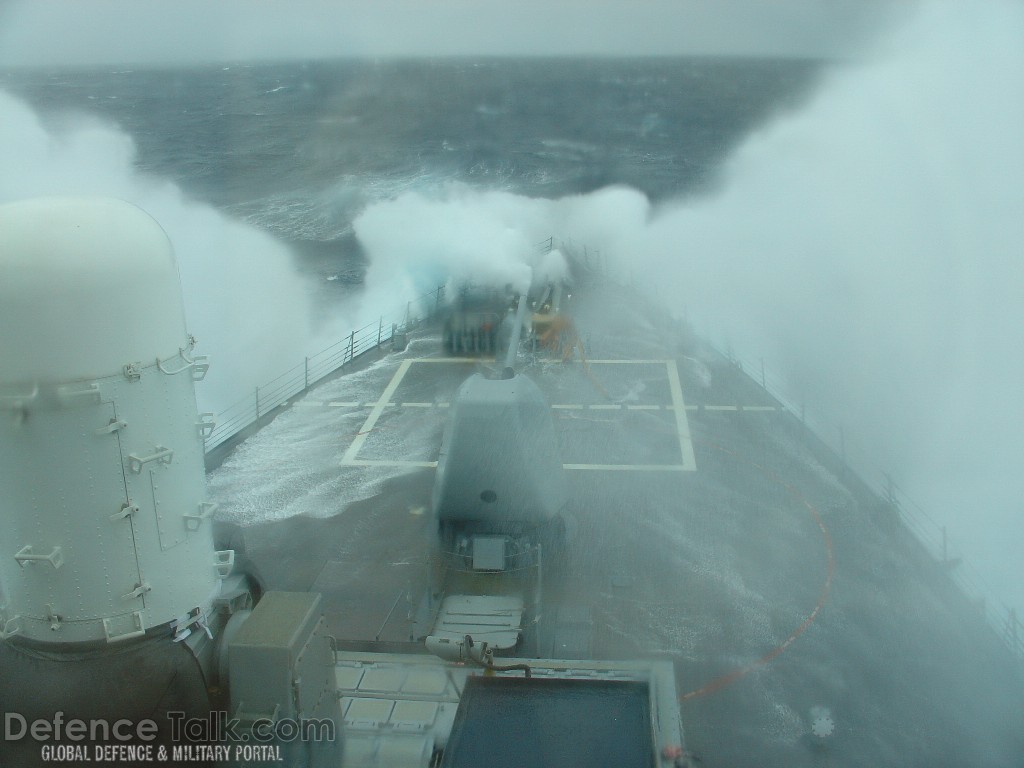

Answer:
[210,279,1024,767]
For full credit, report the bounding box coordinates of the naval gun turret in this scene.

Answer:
[432,293,567,553]
[424,291,567,659]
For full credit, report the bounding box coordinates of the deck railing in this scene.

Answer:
[200,238,1023,664]
[558,238,1023,664]
[203,284,446,451]
[712,342,1024,663]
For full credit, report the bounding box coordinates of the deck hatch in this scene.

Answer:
[440,676,654,768]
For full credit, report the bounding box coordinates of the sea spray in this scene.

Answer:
[638,2,1024,613]
[0,90,311,415]
[350,3,1024,614]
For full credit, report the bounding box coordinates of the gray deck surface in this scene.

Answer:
[211,279,1024,767]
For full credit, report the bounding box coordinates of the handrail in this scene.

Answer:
[203,283,445,451]
[200,240,1023,665]
[556,237,1022,664]
[702,312,1024,664]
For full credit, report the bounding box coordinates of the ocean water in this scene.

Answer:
[5,46,1024,767]
[3,15,1023,637]
[2,57,821,283]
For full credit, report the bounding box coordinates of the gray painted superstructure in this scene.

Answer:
[432,372,566,531]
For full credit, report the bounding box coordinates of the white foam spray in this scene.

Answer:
[3,2,1018,616]
[353,183,649,310]
[635,1,1024,613]
[352,3,1024,614]
[0,90,312,415]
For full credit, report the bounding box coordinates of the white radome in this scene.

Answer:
[0,197,225,644]
[0,197,188,382]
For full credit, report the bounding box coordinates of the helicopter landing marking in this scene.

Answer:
[340,357,698,471]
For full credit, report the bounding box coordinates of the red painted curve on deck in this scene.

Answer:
[680,445,836,701]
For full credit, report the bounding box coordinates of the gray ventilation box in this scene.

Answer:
[228,591,342,766]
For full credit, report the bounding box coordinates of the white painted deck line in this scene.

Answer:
[666,360,698,471]
[563,464,687,471]
[325,400,772,412]
[341,359,413,466]
[345,460,687,471]
[345,459,438,468]
[412,357,494,363]
[340,357,703,471]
